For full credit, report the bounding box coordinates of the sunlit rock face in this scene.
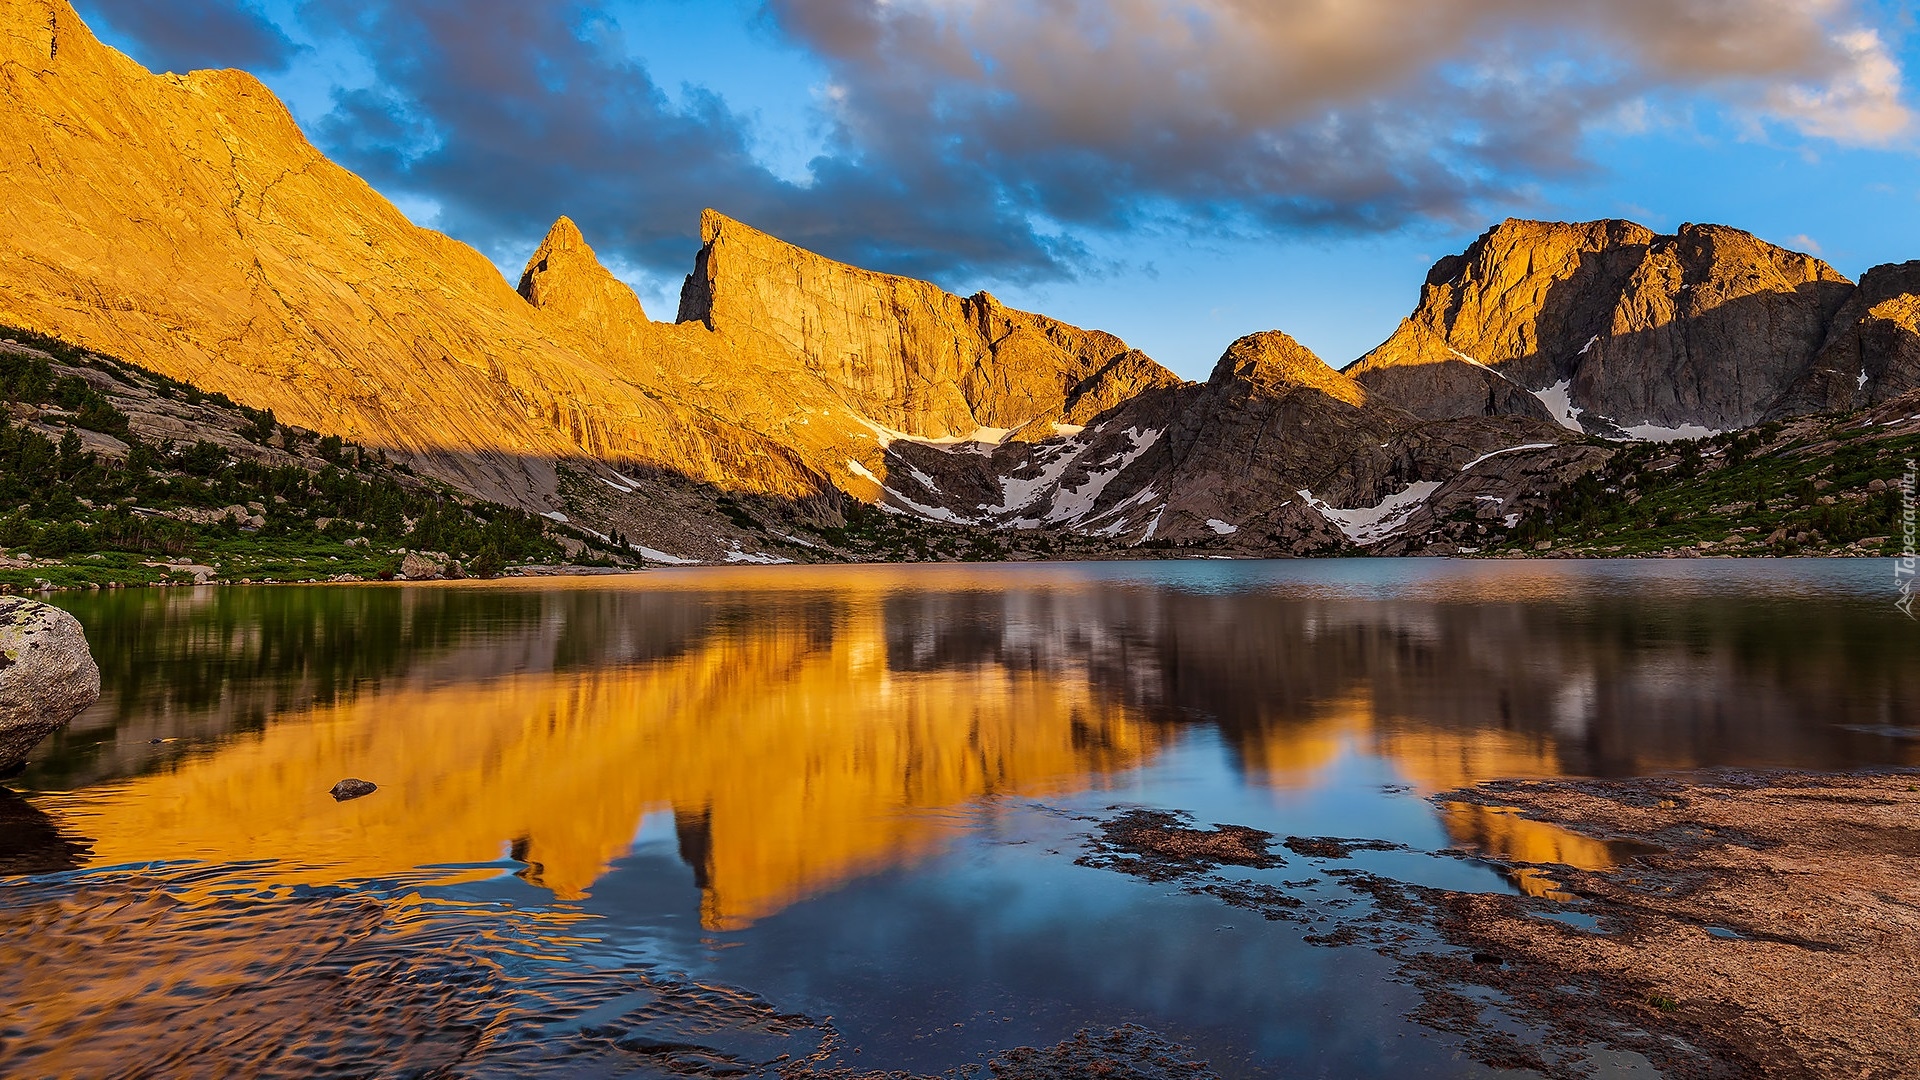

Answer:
[680,210,1179,442]
[0,2,1165,521]
[1349,219,1854,435]
[516,217,656,364]
[0,1,848,510]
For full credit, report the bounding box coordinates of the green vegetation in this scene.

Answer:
[1492,418,1916,557]
[803,500,1007,561]
[800,499,1143,562]
[0,324,593,591]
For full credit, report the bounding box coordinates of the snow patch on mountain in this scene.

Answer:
[1298,482,1443,545]
[1532,381,1585,432]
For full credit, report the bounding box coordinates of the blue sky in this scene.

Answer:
[74,0,1920,380]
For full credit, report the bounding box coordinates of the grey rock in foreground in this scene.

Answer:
[330,778,377,802]
[0,597,102,775]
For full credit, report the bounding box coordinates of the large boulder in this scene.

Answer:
[0,598,101,775]
[398,552,443,581]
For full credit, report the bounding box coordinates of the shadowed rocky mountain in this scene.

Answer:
[3,0,1918,564]
[871,331,1576,552]
[1770,261,1920,416]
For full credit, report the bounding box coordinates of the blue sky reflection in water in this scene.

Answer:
[2,560,1917,1076]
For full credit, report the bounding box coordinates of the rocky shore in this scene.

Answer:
[1073,770,1920,1079]
[1420,771,1920,1078]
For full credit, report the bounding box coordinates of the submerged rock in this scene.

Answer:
[329,778,377,802]
[986,1023,1222,1080]
[1075,808,1284,882]
[0,597,101,775]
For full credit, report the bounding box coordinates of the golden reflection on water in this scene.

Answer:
[1434,801,1625,898]
[38,668,1603,926]
[38,603,1169,929]
[32,563,1904,927]
[1238,693,1570,796]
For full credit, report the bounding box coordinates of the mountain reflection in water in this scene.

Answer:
[22,562,1917,931]
[4,562,1916,1078]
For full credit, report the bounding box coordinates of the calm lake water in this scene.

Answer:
[4,560,1916,1077]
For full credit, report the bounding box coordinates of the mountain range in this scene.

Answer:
[4,0,1918,563]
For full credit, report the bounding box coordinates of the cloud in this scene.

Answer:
[72,0,1917,291]
[768,0,1915,241]
[1767,28,1912,144]
[293,0,1076,288]
[72,0,299,73]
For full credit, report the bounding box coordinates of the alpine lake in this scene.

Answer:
[3,559,1915,1078]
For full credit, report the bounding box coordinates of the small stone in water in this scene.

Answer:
[330,778,377,802]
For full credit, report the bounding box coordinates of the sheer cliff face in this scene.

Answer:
[0,1,1166,522]
[1350,219,1853,433]
[1772,262,1920,416]
[678,210,1178,439]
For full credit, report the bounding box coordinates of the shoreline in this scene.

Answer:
[1411,768,1920,1078]
[2,551,1905,595]
[1076,767,1920,1078]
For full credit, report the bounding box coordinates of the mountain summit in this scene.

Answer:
[679,208,1177,440]
[1348,219,1854,436]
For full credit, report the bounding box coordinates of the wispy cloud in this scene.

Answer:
[1766,28,1911,144]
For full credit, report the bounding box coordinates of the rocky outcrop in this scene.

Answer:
[0,598,101,774]
[1771,261,1920,416]
[1350,219,1854,434]
[678,209,1179,439]
[516,217,656,366]
[329,778,377,802]
[398,552,443,581]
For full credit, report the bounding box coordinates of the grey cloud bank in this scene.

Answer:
[72,0,1915,293]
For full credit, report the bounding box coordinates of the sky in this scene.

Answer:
[72,0,1920,380]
